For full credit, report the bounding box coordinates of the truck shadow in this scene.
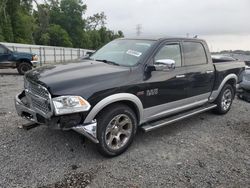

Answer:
[0,72,21,76]
[22,111,213,160]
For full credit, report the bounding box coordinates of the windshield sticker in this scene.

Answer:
[136,43,151,47]
[126,50,142,57]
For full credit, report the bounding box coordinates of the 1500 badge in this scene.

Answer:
[146,88,159,96]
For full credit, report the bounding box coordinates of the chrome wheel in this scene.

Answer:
[221,89,232,111]
[105,114,133,150]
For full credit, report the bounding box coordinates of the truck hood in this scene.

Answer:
[12,51,34,58]
[25,61,135,98]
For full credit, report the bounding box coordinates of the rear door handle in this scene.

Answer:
[176,74,186,78]
[206,70,214,74]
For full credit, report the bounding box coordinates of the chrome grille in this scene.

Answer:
[25,78,52,117]
[31,98,51,114]
[29,81,49,99]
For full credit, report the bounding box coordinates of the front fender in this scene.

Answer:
[84,93,144,124]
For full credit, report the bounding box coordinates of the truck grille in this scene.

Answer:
[25,78,52,117]
[31,98,51,114]
[29,81,50,99]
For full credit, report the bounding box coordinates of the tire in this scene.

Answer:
[213,84,235,114]
[96,104,137,157]
[17,62,32,75]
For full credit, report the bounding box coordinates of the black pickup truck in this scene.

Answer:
[15,37,245,156]
[0,43,39,75]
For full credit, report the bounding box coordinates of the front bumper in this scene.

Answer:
[15,92,41,123]
[15,92,99,143]
[30,61,40,67]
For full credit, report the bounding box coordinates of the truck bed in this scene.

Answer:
[213,61,245,92]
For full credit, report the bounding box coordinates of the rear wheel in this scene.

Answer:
[17,62,32,75]
[213,84,234,114]
[96,104,137,157]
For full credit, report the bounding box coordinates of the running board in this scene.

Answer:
[141,104,217,132]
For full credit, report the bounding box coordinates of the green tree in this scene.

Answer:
[33,3,50,45]
[0,28,4,41]
[86,12,106,30]
[0,15,14,42]
[48,24,72,47]
[0,0,124,49]
[49,0,86,47]
[14,10,35,43]
[0,0,35,43]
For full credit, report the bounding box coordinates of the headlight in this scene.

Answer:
[32,55,38,61]
[52,96,91,115]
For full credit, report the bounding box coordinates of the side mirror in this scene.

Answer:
[151,59,176,71]
[82,51,95,60]
[86,51,94,57]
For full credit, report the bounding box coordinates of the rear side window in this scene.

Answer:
[183,42,207,66]
[154,44,182,67]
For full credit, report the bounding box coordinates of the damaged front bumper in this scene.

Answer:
[15,92,99,143]
[237,87,250,102]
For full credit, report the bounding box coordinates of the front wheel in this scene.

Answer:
[213,84,234,114]
[17,62,32,75]
[96,104,137,157]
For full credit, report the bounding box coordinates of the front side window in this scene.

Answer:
[183,42,207,66]
[90,39,155,66]
[0,46,7,54]
[154,44,182,67]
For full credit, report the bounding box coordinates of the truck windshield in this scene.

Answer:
[90,39,155,66]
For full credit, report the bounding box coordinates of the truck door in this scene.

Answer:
[182,41,215,101]
[143,42,188,121]
[0,45,11,68]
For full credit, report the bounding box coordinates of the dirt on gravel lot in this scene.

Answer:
[0,69,250,188]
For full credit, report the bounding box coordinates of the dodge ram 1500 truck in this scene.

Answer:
[15,37,245,156]
[0,43,39,75]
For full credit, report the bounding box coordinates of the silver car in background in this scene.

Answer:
[238,62,250,102]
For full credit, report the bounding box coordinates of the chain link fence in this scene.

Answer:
[1,42,95,66]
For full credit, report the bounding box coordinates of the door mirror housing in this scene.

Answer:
[86,51,94,57]
[148,59,176,72]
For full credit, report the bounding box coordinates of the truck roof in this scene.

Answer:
[121,36,205,42]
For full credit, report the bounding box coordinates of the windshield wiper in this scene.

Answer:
[95,59,120,66]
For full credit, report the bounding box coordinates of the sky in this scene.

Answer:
[84,0,250,51]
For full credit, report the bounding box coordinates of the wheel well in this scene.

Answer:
[225,78,237,96]
[95,100,141,124]
[226,78,236,86]
[17,59,31,67]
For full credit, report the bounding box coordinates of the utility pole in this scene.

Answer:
[136,24,142,36]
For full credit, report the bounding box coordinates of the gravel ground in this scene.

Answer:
[0,69,250,188]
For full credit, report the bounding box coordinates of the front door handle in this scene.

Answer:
[176,74,186,78]
[206,70,214,74]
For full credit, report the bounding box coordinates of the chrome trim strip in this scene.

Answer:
[142,104,217,132]
[72,120,99,143]
[84,93,144,124]
[209,74,238,102]
[142,93,210,123]
[25,89,48,101]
